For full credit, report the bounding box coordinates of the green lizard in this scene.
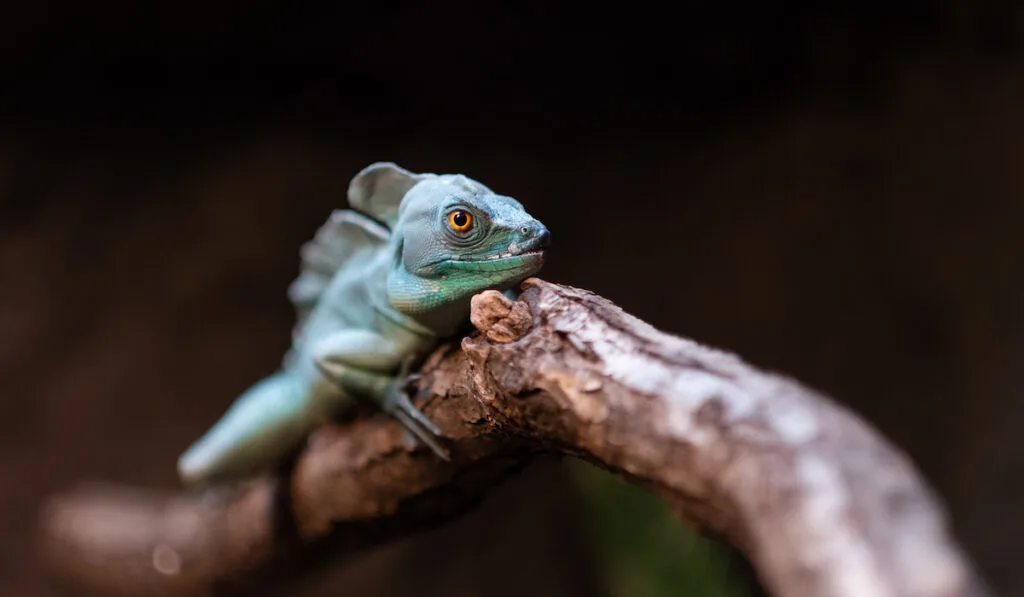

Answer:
[177,162,550,486]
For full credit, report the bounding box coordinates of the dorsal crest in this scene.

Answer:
[286,209,388,338]
[287,162,432,339]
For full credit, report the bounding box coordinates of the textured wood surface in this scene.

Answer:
[40,280,988,597]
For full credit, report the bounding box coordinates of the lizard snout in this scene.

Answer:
[518,221,552,251]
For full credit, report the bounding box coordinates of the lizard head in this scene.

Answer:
[348,162,550,325]
[397,172,550,288]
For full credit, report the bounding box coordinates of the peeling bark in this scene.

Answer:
[39,279,988,597]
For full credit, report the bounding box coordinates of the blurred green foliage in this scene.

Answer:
[567,459,750,597]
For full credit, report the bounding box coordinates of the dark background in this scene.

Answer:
[2,1,1023,596]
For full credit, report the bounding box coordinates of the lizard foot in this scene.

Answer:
[385,357,450,461]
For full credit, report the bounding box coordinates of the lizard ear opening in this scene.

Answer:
[347,162,429,228]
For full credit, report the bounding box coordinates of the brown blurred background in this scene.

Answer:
[2,1,1023,596]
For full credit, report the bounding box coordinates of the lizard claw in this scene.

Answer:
[384,372,449,461]
[396,354,418,379]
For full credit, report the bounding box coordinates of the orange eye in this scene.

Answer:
[448,209,473,232]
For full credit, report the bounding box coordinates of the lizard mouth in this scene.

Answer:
[428,230,550,275]
[432,235,548,274]
[436,249,545,273]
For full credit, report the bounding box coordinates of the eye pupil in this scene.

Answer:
[450,210,471,230]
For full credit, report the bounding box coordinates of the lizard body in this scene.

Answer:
[177,162,550,486]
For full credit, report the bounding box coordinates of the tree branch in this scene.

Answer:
[39,279,988,597]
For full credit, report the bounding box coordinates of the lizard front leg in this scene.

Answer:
[311,330,449,459]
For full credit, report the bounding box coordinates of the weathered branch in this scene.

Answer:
[39,279,987,597]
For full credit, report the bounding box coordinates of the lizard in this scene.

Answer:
[176,162,550,486]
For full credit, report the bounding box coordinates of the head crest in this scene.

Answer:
[347,162,430,227]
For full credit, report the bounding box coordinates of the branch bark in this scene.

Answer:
[39,279,987,597]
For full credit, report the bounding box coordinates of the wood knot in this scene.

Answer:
[470,291,533,343]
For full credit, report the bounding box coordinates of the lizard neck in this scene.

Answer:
[386,266,494,338]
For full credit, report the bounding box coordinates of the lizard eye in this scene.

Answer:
[447,209,473,232]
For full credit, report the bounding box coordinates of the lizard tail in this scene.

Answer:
[177,371,313,487]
